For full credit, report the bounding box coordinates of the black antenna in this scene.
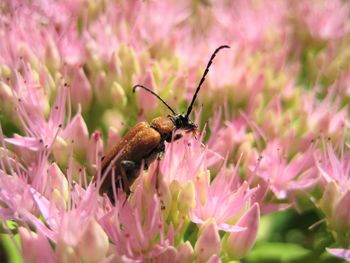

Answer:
[186,45,230,118]
[133,84,176,115]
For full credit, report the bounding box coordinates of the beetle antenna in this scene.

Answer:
[186,45,230,118]
[133,84,176,115]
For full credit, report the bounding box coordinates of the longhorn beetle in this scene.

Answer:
[97,45,230,200]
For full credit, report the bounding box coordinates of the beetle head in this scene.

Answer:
[170,114,197,131]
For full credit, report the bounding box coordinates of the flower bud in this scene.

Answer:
[94,71,107,101]
[71,67,92,111]
[170,180,182,198]
[135,71,158,112]
[46,37,61,73]
[102,110,126,134]
[45,163,69,208]
[0,81,14,114]
[106,126,121,153]
[52,136,70,167]
[62,113,89,160]
[87,131,104,172]
[111,82,127,107]
[52,189,66,210]
[224,203,260,260]
[0,64,11,78]
[19,44,40,71]
[19,227,54,263]
[327,248,350,262]
[194,170,210,205]
[76,218,109,263]
[56,240,79,263]
[176,241,194,263]
[332,190,350,232]
[319,181,340,219]
[156,246,177,263]
[178,181,196,214]
[207,254,221,263]
[114,44,140,87]
[238,133,255,160]
[194,221,221,263]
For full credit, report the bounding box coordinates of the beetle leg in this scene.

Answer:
[173,133,183,141]
[155,158,161,196]
[120,160,139,196]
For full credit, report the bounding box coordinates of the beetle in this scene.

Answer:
[96,45,230,200]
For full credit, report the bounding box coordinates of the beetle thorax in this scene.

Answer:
[150,116,176,137]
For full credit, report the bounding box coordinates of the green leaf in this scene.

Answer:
[244,242,310,262]
[0,234,23,263]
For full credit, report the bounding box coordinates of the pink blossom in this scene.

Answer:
[190,160,257,232]
[253,140,318,199]
[99,178,174,261]
[0,132,50,217]
[297,0,350,40]
[23,184,104,251]
[0,169,36,221]
[70,66,92,111]
[303,91,348,137]
[61,111,89,160]
[160,133,223,185]
[0,1,84,67]
[213,0,289,50]
[327,248,350,262]
[194,221,221,263]
[87,131,104,171]
[19,227,55,263]
[207,112,247,159]
[224,203,260,260]
[133,70,159,113]
[316,143,350,193]
[5,81,68,152]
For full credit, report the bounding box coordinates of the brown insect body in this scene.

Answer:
[99,117,176,195]
[97,45,230,199]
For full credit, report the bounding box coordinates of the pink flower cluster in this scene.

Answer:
[0,0,349,262]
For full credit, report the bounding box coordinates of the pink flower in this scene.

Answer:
[19,227,55,263]
[207,111,247,159]
[316,143,350,193]
[87,131,104,172]
[302,86,347,134]
[70,66,92,111]
[317,143,350,242]
[190,160,257,233]
[213,0,289,49]
[223,203,260,260]
[5,80,68,152]
[0,169,36,221]
[22,184,108,260]
[327,248,350,262]
[253,140,318,199]
[0,1,84,68]
[194,221,221,263]
[297,0,350,40]
[133,70,159,113]
[99,177,174,261]
[160,133,223,185]
[60,111,89,160]
[0,132,49,218]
